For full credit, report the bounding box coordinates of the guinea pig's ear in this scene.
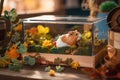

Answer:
[68,31,73,35]
[75,30,78,32]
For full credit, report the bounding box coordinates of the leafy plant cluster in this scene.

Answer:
[0,8,36,71]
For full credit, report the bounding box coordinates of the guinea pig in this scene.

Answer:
[56,30,82,48]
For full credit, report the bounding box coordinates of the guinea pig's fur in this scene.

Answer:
[56,30,82,48]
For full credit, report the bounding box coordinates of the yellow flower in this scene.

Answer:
[49,69,55,76]
[82,31,92,40]
[42,40,52,48]
[29,40,34,44]
[37,25,49,34]
[71,62,80,69]
[7,32,11,37]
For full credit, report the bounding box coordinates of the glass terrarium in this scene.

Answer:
[23,15,109,67]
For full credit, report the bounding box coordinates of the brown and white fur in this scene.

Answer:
[56,30,81,48]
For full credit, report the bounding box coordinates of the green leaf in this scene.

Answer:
[11,32,20,42]
[24,56,36,66]
[44,66,51,72]
[18,19,23,24]
[9,8,18,22]
[8,59,22,71]
[24,56,29,64]
[50,47,59,53]
[16,41,21,46]
[3,10,9,19]
[27,45,36,52]
[65,58,73,66]
[56,65,64,72]
[54,57,62,65]
[57,47,69,53]
[28,57,36,66]
[17,44,27,54]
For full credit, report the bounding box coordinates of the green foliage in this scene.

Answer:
[0,47,6,56]
[50,47,59,53]
[65,58,73,66]
[4,11,9,19]
[99,1,118,12]
[0,56,10,68]
[4,8,18,22]
[11,32,20,43]
[17,43,27,54]
[76,47,91,56]
[0,56,9,60]
[56,65,64,72]
[35,45,42,52]
[8,59,22,71]
[24,56,36,66]
[27,45,36,52]
[57,47,69,53]
[1,8,27,71]
[40,47,48,53]
[3,8,23,50]
[27,45,41,52]
[9,9,18,22]
[54,57,62,65]
[44,66,51,72]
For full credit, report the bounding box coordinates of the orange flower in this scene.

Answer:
[24,42,28,48]
[28,27,38,35]
[14,24,22,31]
[5,45,19,60]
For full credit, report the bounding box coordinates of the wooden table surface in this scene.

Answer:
[0,65,92,80]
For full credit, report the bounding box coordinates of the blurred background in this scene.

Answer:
[1,0,120,17]
[1,0,89,17]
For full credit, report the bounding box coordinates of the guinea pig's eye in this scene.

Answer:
[70,33,73,36]
[76,33,78,36]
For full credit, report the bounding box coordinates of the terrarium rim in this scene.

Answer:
[23,20,94,25]
[23,15,107,24]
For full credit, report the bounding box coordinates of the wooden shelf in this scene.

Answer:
[0,65,91,80]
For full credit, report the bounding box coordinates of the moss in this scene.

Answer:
[76,47,92,56]
[99,1,118,12]
[27,45,36,52]
[50,47,59,53]
[40,47,49,53]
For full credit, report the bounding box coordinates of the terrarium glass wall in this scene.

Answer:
[23,15,108,56]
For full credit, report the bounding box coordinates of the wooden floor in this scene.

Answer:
[0,65,92,80]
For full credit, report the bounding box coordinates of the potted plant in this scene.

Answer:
[99,0,118,13]
[95,0,118,39]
